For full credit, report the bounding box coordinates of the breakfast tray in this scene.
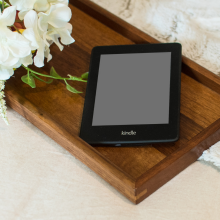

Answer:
[5,0,220,204]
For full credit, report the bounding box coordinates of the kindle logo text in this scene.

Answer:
[121,130,136,135]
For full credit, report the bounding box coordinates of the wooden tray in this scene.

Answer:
[5,0,220,204]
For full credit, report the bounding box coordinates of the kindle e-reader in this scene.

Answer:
[80,43,182,146]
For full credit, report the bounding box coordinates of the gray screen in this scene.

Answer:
[92,52,171,126]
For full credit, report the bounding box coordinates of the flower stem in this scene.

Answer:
[2,0,4,11]
[21,65,87,94]
[22,65,68,80]
[13,25,22,34]
[22,65,87,81]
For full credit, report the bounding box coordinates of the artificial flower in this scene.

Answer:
[0,80,8,125]
[0,0,78,125]
[47,23,75,48]
[22,10,47,67]
[38,3,71,31]
[38,3,74,49]
[22,4,74,66]
[10,0,69,19]
[0,6,32,80]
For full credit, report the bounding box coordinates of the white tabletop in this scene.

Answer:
[1,108,220,219]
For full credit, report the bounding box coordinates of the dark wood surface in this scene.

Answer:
[4,1,220,204]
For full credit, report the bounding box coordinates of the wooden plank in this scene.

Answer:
[180,74,220,128]
[94,145,166,179]
[136,118,220,204]
[182,56,220,95]
[154,114,203,156]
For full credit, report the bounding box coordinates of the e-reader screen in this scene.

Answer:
[92,52,171,126]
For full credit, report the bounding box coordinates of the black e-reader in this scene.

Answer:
[80,43,182,146]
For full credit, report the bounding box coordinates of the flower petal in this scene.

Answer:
[47,23,74,46]
[0,66,14,80]
[0,43,9,63]
[48,0,68,5]
[38,4,71,29]
[7,31,31,58]
[47,33,64,51]
[38,15,49,32]
[34,0,50,12]
[22,28,39,50]
[23,10,38,29]
[9,0,36,11]
[34,40,45,67]
[57,24,75,45]
[23,10,43,44]
[18,9,29,20]
[0,6,16,27]
[44,46,52,62]
[3,53,19,67]
[49,4,71,28]
[12,60,22,69]
[20,53,33,67]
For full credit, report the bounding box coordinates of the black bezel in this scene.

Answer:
[80,43,182,145]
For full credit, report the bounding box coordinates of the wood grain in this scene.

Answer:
[136,118,220,204]
[94,145,166,179]
[4,1,220,204]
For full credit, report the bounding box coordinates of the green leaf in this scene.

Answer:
[31,73,53,84]
[81,72,89,80]
[50,67,62,78]
[68,74,87,82]
[64,80,82,94]
[0,1,9,10]
[21,74,36,88]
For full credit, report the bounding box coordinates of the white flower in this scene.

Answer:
[38,3,74,48]
[0,80,5,91]
[22,10,48,67]
[0,6,32,80]
[0,80,9,125]
[10,0,68,19]
[46,23,74,51]
[22,3,74,66]
[10,0,74,67]
[38,3,71,31]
